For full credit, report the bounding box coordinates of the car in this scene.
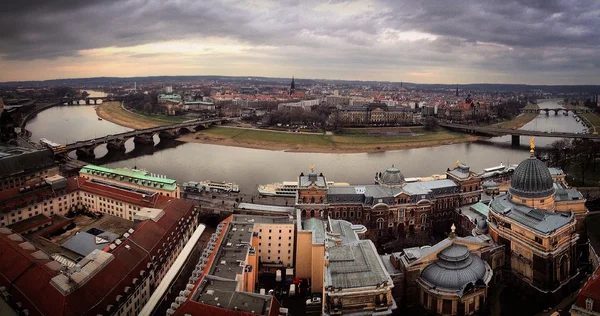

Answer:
[306,297,322,305]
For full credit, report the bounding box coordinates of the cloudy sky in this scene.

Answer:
[0,0,599,84]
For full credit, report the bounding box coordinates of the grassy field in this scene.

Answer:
[96,101,188,129]
[492,103,539,129]
[193,126,473,152]
[579,112,600,132]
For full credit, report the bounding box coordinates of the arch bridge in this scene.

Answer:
[520,108,592,115]
[438,121,600,146]
[63,118,229,158]
[60,96,126,105]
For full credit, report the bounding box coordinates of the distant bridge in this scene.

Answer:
[520,107,592,115]
[439,121,600,146]
[61,118,229,157]
[60,96,126,105]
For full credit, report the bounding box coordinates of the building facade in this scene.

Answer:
[331,103,414,126]
[488,148,581,293]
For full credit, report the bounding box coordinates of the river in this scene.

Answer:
[26,94,588,193]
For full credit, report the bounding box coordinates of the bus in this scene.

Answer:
[40,138,67,153]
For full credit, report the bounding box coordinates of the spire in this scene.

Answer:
[449,223,457,239]
[456,85,459,97]
[290,76,296,96]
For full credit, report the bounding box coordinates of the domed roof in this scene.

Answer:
[509,156,555,198]
[378,165,405,186]
[475,219,488,233]
[420,244,489,290]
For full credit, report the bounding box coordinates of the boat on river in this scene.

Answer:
[183,180,240,193]
[258,180,348,197]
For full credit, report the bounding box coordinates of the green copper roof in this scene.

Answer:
[81,165,177,191]
[469,202,489,217]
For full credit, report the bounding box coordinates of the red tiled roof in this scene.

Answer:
[0,176,196,316]
[173,300,260,316]
[573,267,600,313]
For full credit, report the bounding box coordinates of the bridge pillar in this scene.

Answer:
[158,129,180,140]
[107,139,126,151]
[76,146,96,158]
[85,99,90,105]
[134,134,154,145]
[511,134,520,147]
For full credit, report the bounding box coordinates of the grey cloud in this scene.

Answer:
[0,0,598,83]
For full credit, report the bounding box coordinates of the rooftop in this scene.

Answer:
[0,147,55,180]
[80,165,177,191]
[325,240,391,289]
[489,194,573,234]
[192,276,272,314]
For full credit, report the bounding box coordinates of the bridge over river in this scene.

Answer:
[60,118,229,157]
[439,121,600,146]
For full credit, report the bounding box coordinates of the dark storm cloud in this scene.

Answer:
[0,0,599,82]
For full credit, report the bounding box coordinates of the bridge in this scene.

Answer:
[439,121,600,146]
[61,118,229,157]
[60,96,126,105]
[520,107,592,115]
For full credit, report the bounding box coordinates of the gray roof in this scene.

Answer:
[61,230,119,257]
[326,241,391,289]
[303,218,327,244]
[554,183,584,202]
[329,219,359,244]
[376,165,405,186]
[0,148,56,179]
[299,172,327,188]
[194,276,271,314]
[447,164,471,179]
[421,244,490,290]
[489,194,573,234]
[509,157,555,198]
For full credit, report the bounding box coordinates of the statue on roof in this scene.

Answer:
[309,164,315,173]
[530,137,536,156]
[455,160,459,168]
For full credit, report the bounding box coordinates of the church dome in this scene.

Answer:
[421,244,489,290]
[509,156,555,198]
[377,165,405,186]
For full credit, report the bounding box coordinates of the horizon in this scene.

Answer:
[1,1,599,85]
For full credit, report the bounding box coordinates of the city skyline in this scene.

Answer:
[1,0,600,85]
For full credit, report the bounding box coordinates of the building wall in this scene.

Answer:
[0,165,60,190]
[311,244,325,294]
[510,194,556,211]
[255,222,295,267]
[1,191,77,227]
[80,172,180,198]
[325,284,394,315]
[295,231,313,280]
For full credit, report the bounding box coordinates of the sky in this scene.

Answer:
[0,0,599,84]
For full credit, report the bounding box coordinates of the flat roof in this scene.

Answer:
[325,240,391,289]
[236,203,295,213]
[81,165,177,191]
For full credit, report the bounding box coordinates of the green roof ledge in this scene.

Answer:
[80,165,177,191]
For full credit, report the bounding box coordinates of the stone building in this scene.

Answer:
[383,227,503,315]
[488,147,583,294]
[296,162,483,242]
[331,103,414,126]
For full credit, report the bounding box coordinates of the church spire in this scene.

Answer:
[290,76,296,96]
[456,85,459,97]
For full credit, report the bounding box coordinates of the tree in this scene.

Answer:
[423,116,439,131]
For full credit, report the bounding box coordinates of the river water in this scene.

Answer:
[27,95,588,193]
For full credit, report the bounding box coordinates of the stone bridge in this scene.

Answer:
[64,118,229,157]
[439,121,600,146]
[520,107,592,115]
[60,96,126,105]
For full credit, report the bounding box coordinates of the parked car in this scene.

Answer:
[306,296,321,305]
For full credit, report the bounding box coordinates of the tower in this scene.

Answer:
[456,85,459,97]
[290,77,295,96]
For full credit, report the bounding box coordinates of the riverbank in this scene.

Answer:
[96,101,186,129]
[177,126,480,153]
[492,103,539,129]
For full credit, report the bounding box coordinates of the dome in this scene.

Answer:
[475,219,488,234]
[378,165,405,186]
[482,181,498,189]
[420,244,489,290]
[509,156,555,198]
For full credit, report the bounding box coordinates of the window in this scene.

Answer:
[540,199,545,204]
[442,300,452,314]
[534,236,542,244]
[586,298,594,311]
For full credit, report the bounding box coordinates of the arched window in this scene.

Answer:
[310,209,315,217]
[420,214,427,224]
[335,211,340,218]
[319,197,323,203]
[376,218,384,229]
[342,211,347,218]
[301,210,306,218]
[319,210,324,217]
[311,197,315,204]
[302,196,306,203]
[559,255,569,281]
